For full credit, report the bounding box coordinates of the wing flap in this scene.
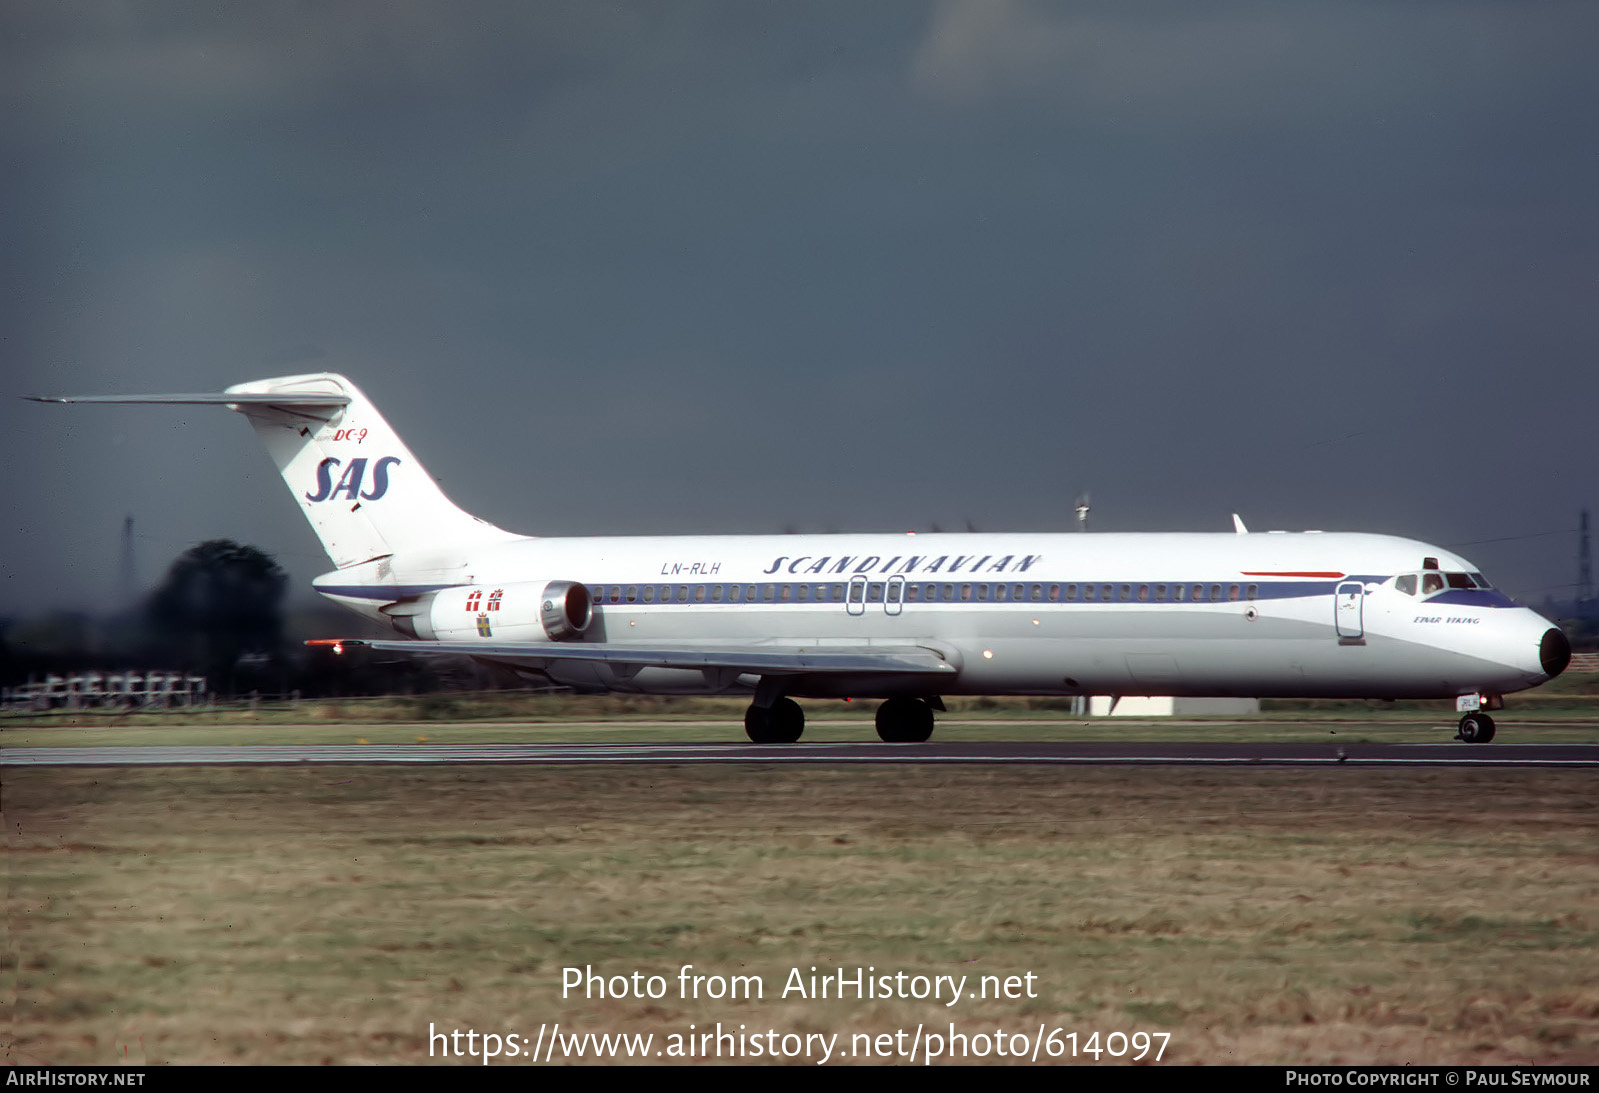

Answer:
[317,639,958,676]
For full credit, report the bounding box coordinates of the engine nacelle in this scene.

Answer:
[383,581,593,642]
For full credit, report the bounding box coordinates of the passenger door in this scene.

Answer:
[1335,581,1365,641]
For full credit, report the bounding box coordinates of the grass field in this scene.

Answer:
[6,760,1597,1065]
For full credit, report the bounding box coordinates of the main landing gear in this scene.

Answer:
[874,697,935,743]
[744,697,805,744]
[1456,712,1496,744]
[741,696,941,744]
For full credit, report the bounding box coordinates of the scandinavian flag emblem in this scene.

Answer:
[488,589,504,612]
[465,590,482,612]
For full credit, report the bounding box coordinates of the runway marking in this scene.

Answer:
[3,744,1596,768]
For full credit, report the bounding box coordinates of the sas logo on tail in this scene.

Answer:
[305,457,401,502]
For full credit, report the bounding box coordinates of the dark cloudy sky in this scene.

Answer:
[4,1,1596,617]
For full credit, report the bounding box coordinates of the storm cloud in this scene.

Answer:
[4,2,1595,614]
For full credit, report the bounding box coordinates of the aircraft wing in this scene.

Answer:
[315,639,958,676]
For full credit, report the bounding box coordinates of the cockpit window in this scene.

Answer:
[1397,571,1492,596]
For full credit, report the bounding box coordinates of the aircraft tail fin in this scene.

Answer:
[33,374,518,568]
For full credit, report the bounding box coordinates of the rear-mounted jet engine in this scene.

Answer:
[381,581,592,642]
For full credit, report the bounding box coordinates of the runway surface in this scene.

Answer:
[4,740,1597,767]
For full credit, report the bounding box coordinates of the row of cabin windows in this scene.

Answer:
[588,582,1262,605]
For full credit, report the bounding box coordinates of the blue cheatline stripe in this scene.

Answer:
[581,576,1388,607]
[1421,589,1518,609]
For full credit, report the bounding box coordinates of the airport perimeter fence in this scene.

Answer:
[3,670,208,712]
[0,679,583,721]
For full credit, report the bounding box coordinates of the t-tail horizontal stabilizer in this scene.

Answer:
[30,373,517,569]
[27,392,349,406]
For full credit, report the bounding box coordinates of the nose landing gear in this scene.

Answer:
[1456,712,1496,744]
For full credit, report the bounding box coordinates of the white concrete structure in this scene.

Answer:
[1089,696,1260,717]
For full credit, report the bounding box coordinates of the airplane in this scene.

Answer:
[32,372,1571,744]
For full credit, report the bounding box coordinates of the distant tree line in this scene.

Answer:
[0,540,517,698]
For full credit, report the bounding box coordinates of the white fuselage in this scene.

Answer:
[314,530,1559,701]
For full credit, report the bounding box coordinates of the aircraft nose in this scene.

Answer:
[1540,627,1571,680]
